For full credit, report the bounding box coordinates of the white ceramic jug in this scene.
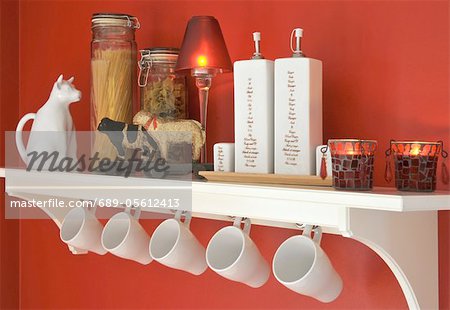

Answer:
[15,75,81,168]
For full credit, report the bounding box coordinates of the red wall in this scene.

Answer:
[3,0,450,309]
[0,0,20,309]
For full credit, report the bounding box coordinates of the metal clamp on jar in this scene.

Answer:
[138,48,188,120]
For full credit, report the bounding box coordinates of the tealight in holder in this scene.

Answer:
[325,139,377,191]
[385,141,448,192]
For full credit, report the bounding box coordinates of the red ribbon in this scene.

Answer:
[144,116,158,130]
[384,155,393,183]
[320,156,327,180]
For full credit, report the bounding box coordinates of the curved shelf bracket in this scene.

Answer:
[347,208,438,310]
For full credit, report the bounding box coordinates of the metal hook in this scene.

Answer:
[296,223,320,230]
[385,148,392,157]
[438,140,448,158]
[124,15,140,29]
[170,209,188,216]
[132,17,141,29]
[229,216,249,222]
[174,209,191,224]
[123,203,142,220]
[138,50,151,87]
[231,216,251,234]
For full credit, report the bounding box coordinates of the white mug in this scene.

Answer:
[272,225,343,303]
[60,206,107,255]
[101,206,152,265]
[149,211,207,275]
[206,218,270,288]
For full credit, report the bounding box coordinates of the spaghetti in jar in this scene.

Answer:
[91,13,139,159]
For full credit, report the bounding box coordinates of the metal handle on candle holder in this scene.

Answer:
[439,141,449,184]
[437,141,448,157]
[385,148,392,157]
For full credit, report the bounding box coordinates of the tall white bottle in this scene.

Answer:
[274,28,322,175]
[234,32,274,173]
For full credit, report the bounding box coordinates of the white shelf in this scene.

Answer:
[2,168,449,309]
[194,180,450,212]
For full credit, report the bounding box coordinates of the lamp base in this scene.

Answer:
[191,68,221,163]
[191,68,222,78]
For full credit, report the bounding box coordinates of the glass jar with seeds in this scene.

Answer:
[138,48,188,120]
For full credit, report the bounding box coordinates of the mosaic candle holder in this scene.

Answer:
[328,139,377,191]
[389,141,443,192]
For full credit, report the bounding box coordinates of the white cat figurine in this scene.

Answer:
[16,74,81,168]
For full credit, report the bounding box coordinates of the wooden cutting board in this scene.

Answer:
[198,171,333,187]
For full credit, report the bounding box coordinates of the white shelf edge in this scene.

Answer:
[4,169,450,212]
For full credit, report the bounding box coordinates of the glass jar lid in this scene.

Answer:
[138,48,180,87]
[139,47,180,66]
[91,13,140,29]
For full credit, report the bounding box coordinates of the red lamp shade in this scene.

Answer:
[175,16,232,72]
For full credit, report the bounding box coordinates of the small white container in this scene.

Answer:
[274,28,322,175]
[234,32,274,173]
[214,143,235,172]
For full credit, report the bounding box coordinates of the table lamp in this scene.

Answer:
[176,16,232,163]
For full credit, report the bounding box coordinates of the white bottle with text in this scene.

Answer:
[274,28,322,175]
[234,32,274,173]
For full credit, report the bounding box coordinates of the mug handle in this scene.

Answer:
[233,217,251,235]
[124,204,142,220]
[302,225,322,244]
[175,210,192,228]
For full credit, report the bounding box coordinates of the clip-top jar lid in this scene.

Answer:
[91,13,140,29]
[139,47,180,65]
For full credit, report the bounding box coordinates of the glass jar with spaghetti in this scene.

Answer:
[90,13,140,159]
[138,48,188,120]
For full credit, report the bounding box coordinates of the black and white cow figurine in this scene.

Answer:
[97,117,159,158]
